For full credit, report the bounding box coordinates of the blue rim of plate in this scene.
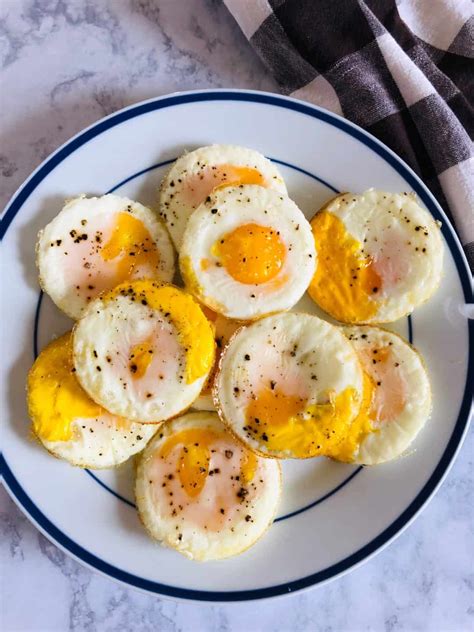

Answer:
[0,90,472,602]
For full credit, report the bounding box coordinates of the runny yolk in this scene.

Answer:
[100,212,160,284]
[159,428,257,498]
[309,211,382,322]
[245,386,359,458]
[27,333,103,442]
[128,336,154,379]
[213,223,286,285]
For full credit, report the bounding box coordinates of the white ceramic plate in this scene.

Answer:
[1,90,472,602]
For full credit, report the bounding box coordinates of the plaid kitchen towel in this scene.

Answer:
[224,0,474,271]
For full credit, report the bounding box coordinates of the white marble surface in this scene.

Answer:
[1,1,473,630]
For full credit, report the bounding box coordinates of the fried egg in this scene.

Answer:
[159,144,287,249]
[308,190,444,323]
[192,309,243,411]
[73,281,215,422]
[330,326,432,465]
[135,411,281,560]
[180,185,316,320]
[37,194,175,319]
[214,313,364,459]
[27,333,158,468]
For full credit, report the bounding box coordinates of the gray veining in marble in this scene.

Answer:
[1,1,473,630]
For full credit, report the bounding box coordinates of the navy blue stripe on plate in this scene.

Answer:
[1,90,472,602]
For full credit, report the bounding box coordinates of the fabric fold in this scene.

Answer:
[224,0,474,270]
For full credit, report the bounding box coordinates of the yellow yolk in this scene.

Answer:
[329,345,408,462]
[180,255,202,292]
[27,333,102,442]
[245,386,360,458]
[100,212,160,283]
[106,281,215,384]
[181,165,267,210]
[129,337,154,379]
[213,223,286,285]
[160,428,257,498]
[309,211,382,322]
[214,165,266,189]
[328,371,376,462]
[240,449,258,483]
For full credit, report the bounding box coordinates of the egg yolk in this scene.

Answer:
[309,211,382,322]
[245,385,360,458]
[329,344,408,462]
[100,212,160,283]
[27,333,102,442]
[106,281,215,384]
[214,165,266,189]
[160,428,257,498]
[327,371,376,462]
[214,223,286,285]
[129,336,154,379]
[181,165,267,209]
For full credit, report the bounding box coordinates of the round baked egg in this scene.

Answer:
[135,411,281,561]
[192,309,243,412]
[308,190,444,323]
[330,326,432,465]
[159,144,287,249]
[27,333,158,468]
[37,194,175,319]
[73,281,215,422]
[214,313,364,459]
[180,185,316,320]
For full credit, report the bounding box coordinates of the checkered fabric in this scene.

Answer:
[224,0,474,271]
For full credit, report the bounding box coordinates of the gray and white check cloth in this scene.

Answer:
[225,0,474,271]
